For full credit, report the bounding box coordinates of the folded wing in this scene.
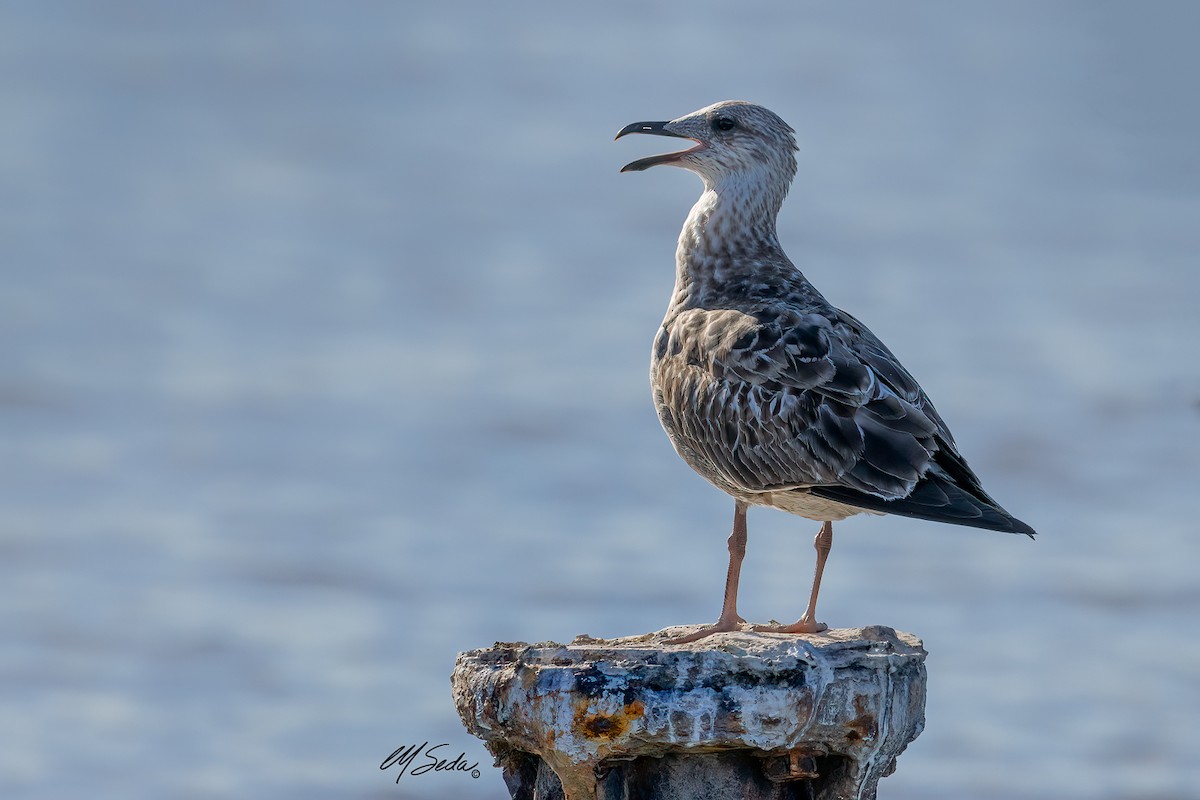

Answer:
[669,304,1034,537]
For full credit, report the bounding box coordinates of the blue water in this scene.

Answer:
[2,2,1198,798]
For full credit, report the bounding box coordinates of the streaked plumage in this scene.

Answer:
[616,101,1034,642]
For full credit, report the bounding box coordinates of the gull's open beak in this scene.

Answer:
[615,120,702,173]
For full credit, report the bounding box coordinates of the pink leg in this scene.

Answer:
[753,520,833,635]
[666,502,749,644]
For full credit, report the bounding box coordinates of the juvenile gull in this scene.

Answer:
[616,101,1035,644]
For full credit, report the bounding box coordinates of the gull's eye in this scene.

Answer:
[712,116,738,132]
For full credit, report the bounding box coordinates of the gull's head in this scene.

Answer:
[616,101,798,189]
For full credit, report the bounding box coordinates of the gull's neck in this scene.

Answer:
[669,170,819,313]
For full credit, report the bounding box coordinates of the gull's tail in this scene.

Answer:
[811,470,1036,538]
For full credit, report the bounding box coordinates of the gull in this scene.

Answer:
[616,101,1035,644]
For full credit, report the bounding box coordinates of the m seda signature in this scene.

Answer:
[380,742,481,782]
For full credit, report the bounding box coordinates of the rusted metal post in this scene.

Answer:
[452,625,926,800]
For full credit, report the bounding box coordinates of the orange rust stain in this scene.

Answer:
[844,696,877,742]
[572,699,645,741]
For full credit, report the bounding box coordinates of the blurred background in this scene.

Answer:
[2,1,1198,798]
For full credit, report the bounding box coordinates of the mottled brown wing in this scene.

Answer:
[661,305,1034,535]
[813,309,1034,534]
[657,306,938,498]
